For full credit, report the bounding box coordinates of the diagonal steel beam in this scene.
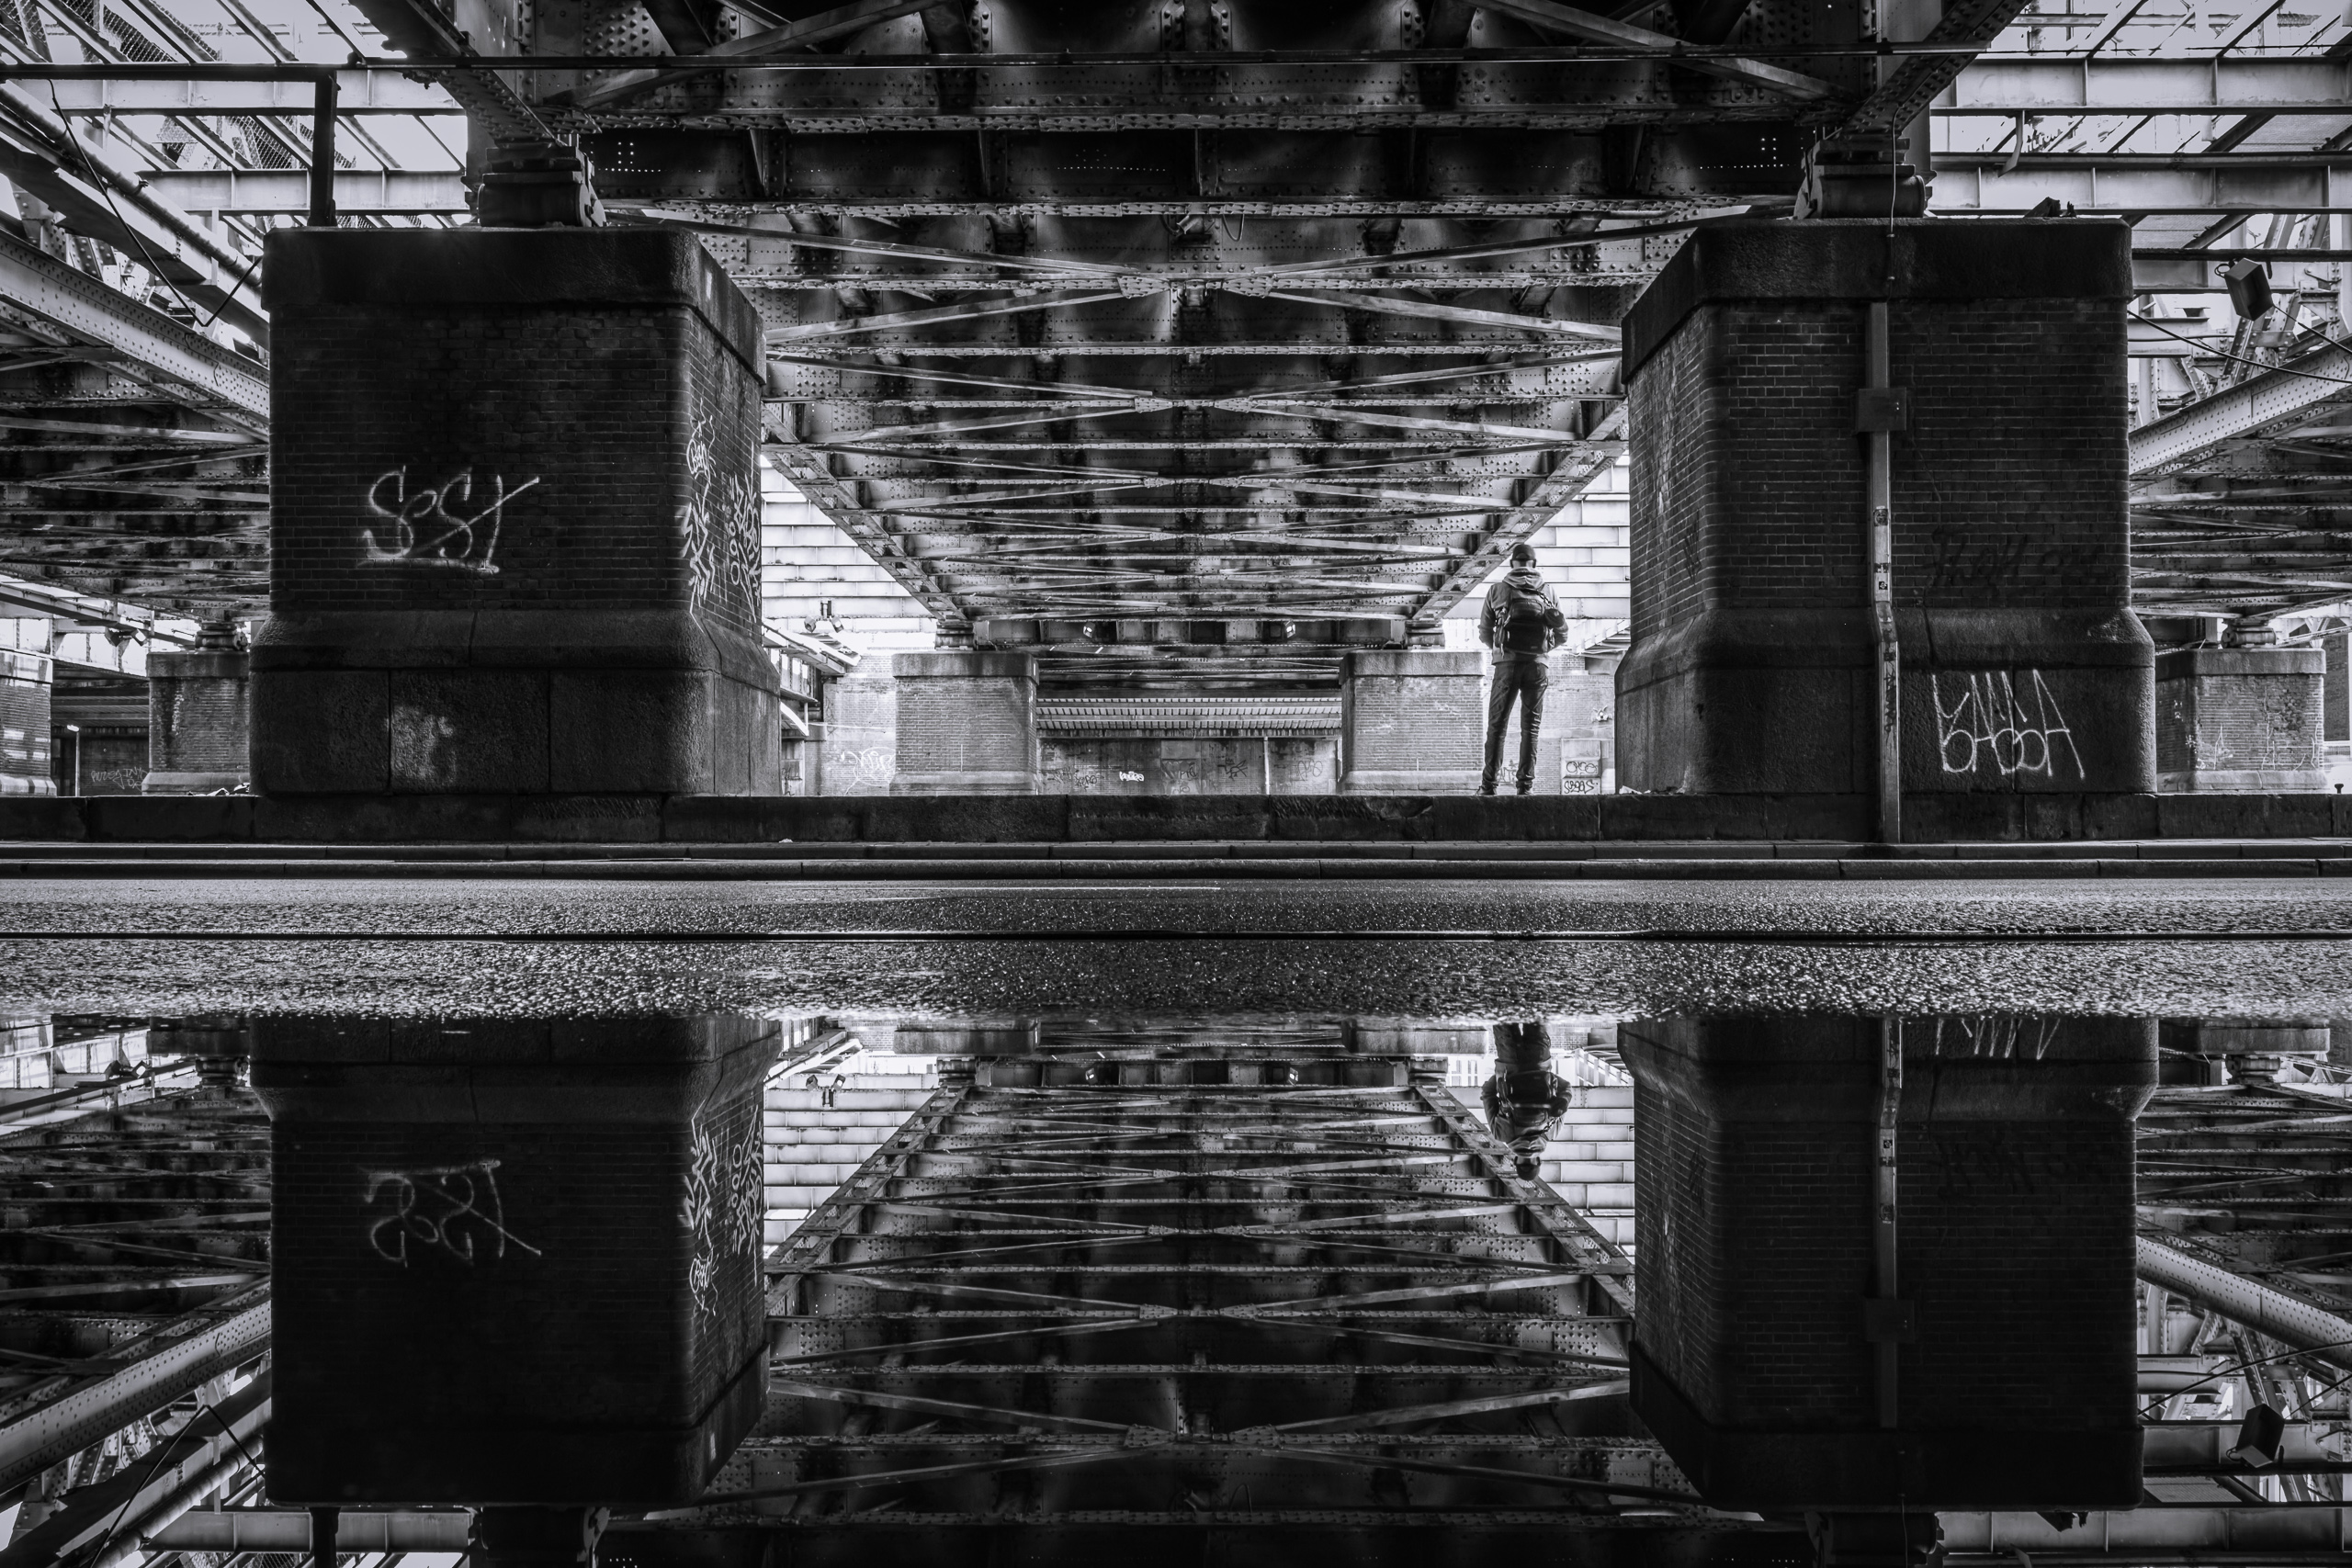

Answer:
[568,0,944,110]
[767,288,1135,344]
[1478,0,1844,102]
[1253,287,1623,342]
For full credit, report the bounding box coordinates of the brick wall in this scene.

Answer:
[892,652,1036,791]
[255,1014,775,1506]
[1618,220,2154,795]
[254,229,781,796]
[1623,1014,2150,1502]
[1339,650,1484,789]
[148,651,249,781]
[2157,649,2325,784]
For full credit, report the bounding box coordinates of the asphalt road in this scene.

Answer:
[4,877,2350,1018]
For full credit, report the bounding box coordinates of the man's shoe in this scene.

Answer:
[1515,780,1535,795]
[1476,782,1498,796]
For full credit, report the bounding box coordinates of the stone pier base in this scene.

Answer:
[1617,220,2154,798]
[891,652,1036,795]
[1339,650,1483,794]
[145,648,250,794]
[251,227,781,799]
[2156,646,2325,792]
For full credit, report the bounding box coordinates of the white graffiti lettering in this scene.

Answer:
[363,1157,542,1267]
[680,417,761,616]
[361,468,539,574]
[1931,670,2085,781]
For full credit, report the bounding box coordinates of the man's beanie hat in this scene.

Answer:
[1510,542,1538,565]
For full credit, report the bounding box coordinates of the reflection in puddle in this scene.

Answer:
[0,1012,2341,1567]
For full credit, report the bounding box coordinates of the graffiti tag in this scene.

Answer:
[832,746,895,790]
[684,1109,763,1322]
[680,417,761,616]
[361,468,539,574]
[363,1157,542,1268]
[1931,670,2085,781]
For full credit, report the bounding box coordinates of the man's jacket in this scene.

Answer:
[1479,566,1567,662]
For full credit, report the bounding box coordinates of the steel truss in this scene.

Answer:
[637,1052,1744,1551]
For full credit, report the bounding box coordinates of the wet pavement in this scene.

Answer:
[2,877,2350,1018]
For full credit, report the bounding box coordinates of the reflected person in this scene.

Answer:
[1478,542,1567,795]
[1483,1021,1573,1179]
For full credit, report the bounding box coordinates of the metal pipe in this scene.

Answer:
[89,1442,254,1568]
[310,1506,338,1568]
[2135,1235,2352,1374]
[1874,1014,1901,1427]
[1863,299,1902,843]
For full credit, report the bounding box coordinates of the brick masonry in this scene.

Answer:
[1621,1015,2152,1509]
[1619,220,2154,796]
[253,228,781,797]
[0,649,51,796]
[145,649,250,793]
[891,651,1038,795]
[253,1014,777,1506]
[1340,650,1485,793]
[2155,647,2325,792]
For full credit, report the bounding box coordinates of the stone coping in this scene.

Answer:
[3,792,2352,845]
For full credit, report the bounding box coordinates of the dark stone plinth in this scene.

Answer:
[253,1014,778,1506]
[254,228,780,798]
[0,649,51,796]
[891,651,1036,795]
[1618,220,2154,796]
[1621,1015,2154,1511]
[145,648,250,794]
[2157,646,2326,793]
[254,1020,775,1504]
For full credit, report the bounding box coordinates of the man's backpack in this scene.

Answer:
[1498,580,1553,651]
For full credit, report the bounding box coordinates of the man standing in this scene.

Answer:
[1483,1021,1573,1181]
[1478,542,1567,795]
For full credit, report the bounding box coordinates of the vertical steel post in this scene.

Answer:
[309,1506,338,1568]
[1864,300,1901,844]
[1873,1015,1902,1429]
[308,76,338,228]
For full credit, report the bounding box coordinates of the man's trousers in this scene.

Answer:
[1482,658,1547,793]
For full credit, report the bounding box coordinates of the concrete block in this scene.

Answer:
[1623,1015,2152,1511]
[2156,646,2326,792]
[144,647,250,794]
[1340,649,1485,794]
[891,652,1037,795]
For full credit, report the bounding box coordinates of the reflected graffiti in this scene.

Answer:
[361,467,540,575]
[363,1157,543,1268]
[684,1110,762,1322]
[1931,670,2086,781]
